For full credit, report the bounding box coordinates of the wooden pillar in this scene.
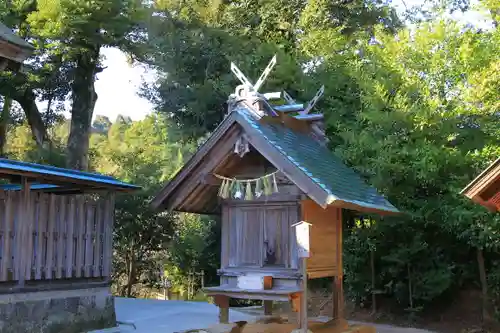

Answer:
[301,260,308,331]
[289,293,302,326]
[263,276,273,315]
[333,275,344,320]
[264,300,273,315]
[214,295,230,323]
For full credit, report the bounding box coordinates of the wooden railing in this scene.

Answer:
[0,190,114,282]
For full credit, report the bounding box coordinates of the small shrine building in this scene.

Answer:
[152,57,399,329]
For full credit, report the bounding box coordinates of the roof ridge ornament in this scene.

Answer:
[228,55,327,143]
[230,55,277,93]
[301,85,325,115]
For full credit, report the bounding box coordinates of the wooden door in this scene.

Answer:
[226,203,299,269]
[262,205,292,267]
[228,206,262,267]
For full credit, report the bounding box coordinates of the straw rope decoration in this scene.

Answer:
[213,171,279,200]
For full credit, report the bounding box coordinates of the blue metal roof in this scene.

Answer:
[0,158,139,191]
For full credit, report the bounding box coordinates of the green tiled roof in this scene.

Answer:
[237,107,399,214]
[0,22,34,50]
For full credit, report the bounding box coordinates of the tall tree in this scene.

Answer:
[145,0,401,140]
[0,0,146,170]
[323,21,500,318]
[93,114,191,297]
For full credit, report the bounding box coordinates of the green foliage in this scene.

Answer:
[144,0,401,140]
[2,0,500,324]
[326,21,500,314]
[91,114,191,296]
[166,213,220,291]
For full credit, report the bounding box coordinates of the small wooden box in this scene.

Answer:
[237,274,273,290]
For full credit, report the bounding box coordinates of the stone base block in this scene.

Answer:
[0,287,116,333]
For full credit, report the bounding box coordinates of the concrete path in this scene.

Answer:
[113,297,255,333]
[93,298,435,333]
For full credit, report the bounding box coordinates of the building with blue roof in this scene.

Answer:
[0,158,138,332]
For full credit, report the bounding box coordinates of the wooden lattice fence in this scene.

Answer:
[0,190,114,282]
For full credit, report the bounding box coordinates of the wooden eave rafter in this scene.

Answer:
[0,39,32,65]
[461,157,500,212]
[150,112,242,212]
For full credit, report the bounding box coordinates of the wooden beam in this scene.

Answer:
[151,112,240,210]
[168,128,241,211]
[202,174,221,186]
[479,178,500,202]
[294,114,324,121]
[274,104,304,113]
[0,40,23,62]
[462,158,500,199]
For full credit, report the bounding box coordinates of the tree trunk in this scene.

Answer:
[16,89,51,149]
[126,251,136,298]
[370,249,377,315]
[476,248,492,325]
[120,284,128,297]
[0,71,51,150]
[66,47,100,171]
[0,97,12,156]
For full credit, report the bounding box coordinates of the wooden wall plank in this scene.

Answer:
[301,200,341,278]
[17,180,31,284]
[45,194,56,279]
[281,207,290,268]
[0,192,4,279]
[75,196,85,278]
[35,193,49,279]
[1,191,13,281]
[102,194,114,277]
[25,193,37,280]
[65,197,75,278]
[14,191,22,281]
[56,196,66,279]
[337,209,343,276]
[289,204,299,270]
[84,203,95,277]
[221,205,229,268]
[228,206,237,267]
[93,200,103,277]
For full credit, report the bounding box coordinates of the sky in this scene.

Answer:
[93,48,155,122]
[86,0,493,123]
